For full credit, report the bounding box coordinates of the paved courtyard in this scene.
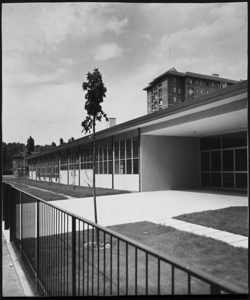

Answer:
[50,189,248,227]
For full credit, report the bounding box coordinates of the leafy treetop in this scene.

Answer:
[81,68,108,134]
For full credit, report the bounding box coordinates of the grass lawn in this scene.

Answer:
[22,221,248,296]
[173,207,248,237]
[4,178,131,201]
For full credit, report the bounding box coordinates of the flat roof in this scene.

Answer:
[26,80,247,160]
[143,69,239,90]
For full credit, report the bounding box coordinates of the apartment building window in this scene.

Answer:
[212,82,214,88]
[174,97,176,102]
[201,90,203,94]
[173,87,176,92]
[173,77,176,83]
[158,81,162,87]
[115,137,139,174]
[178,88,181,94]
[188,88,194,96]
[196,80,198,85]
[200,80,202,85]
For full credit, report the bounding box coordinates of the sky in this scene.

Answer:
[2,2,248,146]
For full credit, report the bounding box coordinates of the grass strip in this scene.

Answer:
[5,178,131,201]
[21,221,248,296]
[173,207,248,237]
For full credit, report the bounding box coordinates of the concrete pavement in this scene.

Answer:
[2,233,26,297]
[157,218,248,248]
[2,229,35,297]
[50,189,248,248]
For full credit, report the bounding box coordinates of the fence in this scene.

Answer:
[2,182,247,296]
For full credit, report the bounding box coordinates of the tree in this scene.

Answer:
[27,136,35,155]
[52,142,56,147]
[60,138,64,145]
[81,68,108,226]
[68,137,75,143]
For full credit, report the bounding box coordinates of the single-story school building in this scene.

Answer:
[26,80,248,192]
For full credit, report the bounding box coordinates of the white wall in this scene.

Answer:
[96,175,112,189]
[60,170,68,185]
[80,169,93,187]
[114,175,139,191]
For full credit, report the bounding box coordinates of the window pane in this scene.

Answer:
[223,150,234,171]
[115,142,119,159]
[126,159,132,174]
[201,173,210,186]
[200,137,221,151]
[89,148,93,162]
[235,149,247,171]
[120,140,125,159]
[108,161,113,174]
[95,147,98,161]
[133,158,139,174]
[133,137,139,157]
[94,162,98,174]
[99,146,103,161]
[236,174,247,189]
[126,139,132,159]
[120,160,125,174]
[103,144,107,161]
[104,161,107,174]
[201,152,210,171]
[108,143,112,160]
[99,161,103,174]
[223,173,234,188]
[222,131,247,148]
[115,160,119,174]
[211,151,221,171]
[211,173,221,187]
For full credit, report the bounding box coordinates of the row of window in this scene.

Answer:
[200,132,247,190]
[29,138,140,175]
[115,137,139,174]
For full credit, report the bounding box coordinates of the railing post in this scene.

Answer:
[210,283,221,294]
[37,200,40,295]
[72,217,76,296]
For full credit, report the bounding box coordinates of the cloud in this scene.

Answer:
[106,16,128,35]
[155,3,247,66]
[2,3,111,55]
[60,58,75,66]
[94,43,124,61]
[143,33,152,42]
[4,67,67,87]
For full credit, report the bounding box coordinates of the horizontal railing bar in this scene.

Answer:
[4,183,248,295]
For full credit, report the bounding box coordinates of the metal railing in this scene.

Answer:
[2,182,247,296]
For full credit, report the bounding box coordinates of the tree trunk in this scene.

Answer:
[93,118,100,248]
[93,119,98,224]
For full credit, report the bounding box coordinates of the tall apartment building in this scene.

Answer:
[143,68,239,113]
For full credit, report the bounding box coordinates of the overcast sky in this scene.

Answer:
[2,2,248,146]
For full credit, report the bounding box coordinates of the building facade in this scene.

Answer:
[26,80,248,193]
[144,68,239,114]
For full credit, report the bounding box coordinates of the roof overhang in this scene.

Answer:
[26,80,248,160]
